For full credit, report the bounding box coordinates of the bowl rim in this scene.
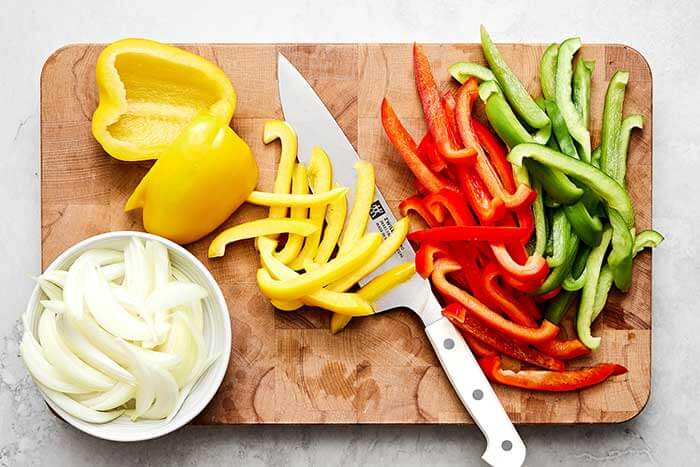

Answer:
[26,230,232,442]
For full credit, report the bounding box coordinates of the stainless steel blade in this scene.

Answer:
[277,53,441,325]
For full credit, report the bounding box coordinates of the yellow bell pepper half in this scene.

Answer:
[256,233,382,301]
[125,114,257,245]
[246,186,347,208]
[208,218,318,258]
[288,147,333,270]
[93,38,236,161]
[259,244,373,317]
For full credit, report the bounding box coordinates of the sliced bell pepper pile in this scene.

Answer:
[380,36,662,395]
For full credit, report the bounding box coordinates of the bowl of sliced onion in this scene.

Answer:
[21,231,231,441]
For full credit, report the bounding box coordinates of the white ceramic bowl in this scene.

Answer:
[24,231,231,442]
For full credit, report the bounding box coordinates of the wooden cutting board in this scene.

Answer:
[40,43,652,424]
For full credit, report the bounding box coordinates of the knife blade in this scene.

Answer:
[277,53,412,286]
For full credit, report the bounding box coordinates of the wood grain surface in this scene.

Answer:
[40,43,652,424]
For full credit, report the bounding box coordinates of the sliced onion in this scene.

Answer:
[158,313,198,388]
[109,286,145,317]
[121,342,156,419]
[102,262,125,283]
[37,310,114,392]
[141,366,178,420]
[37,383,124,424]
[124,238,152,302]
[40,270,67,288]
[63,254,89,318]
[147,240,170,288]
[170,268,204,334]
[56,312,134,383]
[35,277,63,301]
[41,300,66,313]
[87,248,123,266]
[20,331,92,394]
[144,282,208,347]
[166,353,219,422]
[81,382,135,411]
[84,260,152,341]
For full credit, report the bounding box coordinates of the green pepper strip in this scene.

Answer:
[563,201,603,247]
[544,290,576,325]
[524,161,583,205]
[508,143,635,227]
[562,245,590,291]
[448,61,496,84]
[592,229,664,322]
[607,208,634,292]
[548,209,572,267]
[539,43,559,102]
[600,71,630,185]
[591,147,602,168]
[544,100,578,159]
[556,37,592,163]
[619,114,644,171]
[573,59,594,132]
[480,26,551,131]
[577,227,613,349]
[532,180,547,255]
[537,229,580,295]
[633,229,664,255]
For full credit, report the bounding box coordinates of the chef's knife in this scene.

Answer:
[277,53,526,467]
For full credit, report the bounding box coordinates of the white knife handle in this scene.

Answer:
[425,316,526,467]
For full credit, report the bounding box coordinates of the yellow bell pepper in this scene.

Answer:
[314,183,347,265]
[357,262,417,302]
[93,38,236,161]
[288,147,333,270]
[272,164,308,265]
[259,244,373,316]
[337,161,375,256]
[256,233,382,301]
[208,218,318,258]
[246,186,347,208]
[330,261,416,334]
[125,114,257,244]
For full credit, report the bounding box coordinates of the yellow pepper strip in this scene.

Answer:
[314,183,347,265]
[330,259,416,334]
[329,217,409,293]
[357,262,417,303]
[288,147,333,270]
[274,164,308,264]
[246,187,347,208]
[92,38,237,161]
[208,218,318,258]
[256,233,382,301]
[259,244,373,316]
[265,120,298,220]
[338,161,375,255]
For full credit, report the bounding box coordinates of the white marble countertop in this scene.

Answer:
[1,0,694,465]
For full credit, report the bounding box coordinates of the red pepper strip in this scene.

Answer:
[478,355,626,392]
[408,225,530,244]
[399,195,439,227]
[491,244,549,283]
[431,259,560,344]
[417,132,447,173]
[443,304,564,371]
[413,44,476,163]
[534,287,562,302]
[500,271,542,293]
[455,79,536,209]
[381,98,458,194]
[451,244,501,311]
[441,93,463,150]
[472,118,516,193]
[464,335,498,358]
[482,263,538,328]
[424,189,476,227]
[536,338,591,361]
[515,291,543,321]
[514,206,535,241]
[415,242,450,278]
